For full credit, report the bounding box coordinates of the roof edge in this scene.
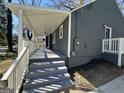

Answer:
[7,3,70,14]
[71,0,96,12]
[114,0,124,17]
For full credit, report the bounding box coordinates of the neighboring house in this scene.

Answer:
[46,0,124,67]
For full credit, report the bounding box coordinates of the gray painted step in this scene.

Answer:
[29,57,66,63]
[26,66,67,79]
[30,61,65,69]
[23,48,73,93]
[23,79,73,93]
[24,73,70,90]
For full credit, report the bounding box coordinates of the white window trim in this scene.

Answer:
[52,33,56,44]
[104,25,112,39]
[59,25,64,39]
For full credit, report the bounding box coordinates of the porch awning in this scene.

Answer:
[7,3,70,36]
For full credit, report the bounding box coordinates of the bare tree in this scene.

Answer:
[48,0,84,10]
[18,0,43,6]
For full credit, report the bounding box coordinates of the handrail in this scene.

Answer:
[102,38,124,67]
[1,45,29,81]
[102,38,124,41]
[0,38,40,92]
[102,38,124,54]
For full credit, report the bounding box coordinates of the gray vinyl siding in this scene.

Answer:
[69,0,124,67]
[102,53,118,65]
[52,17,69,56]
[121,54,124,66]
[102,53,124,66]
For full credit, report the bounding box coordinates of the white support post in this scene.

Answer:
[118,38,122,67]
[18,8,23,55]
[109,39,112,52]
[36,36,39,49]
[68,13,71,58]
[102,39,104,53]
[32,29,35,51]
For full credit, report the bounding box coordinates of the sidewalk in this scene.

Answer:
[89,74,124,93]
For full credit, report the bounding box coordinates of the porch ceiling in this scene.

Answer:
[7,3,70,36]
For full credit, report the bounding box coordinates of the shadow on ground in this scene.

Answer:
[69,59,124,92]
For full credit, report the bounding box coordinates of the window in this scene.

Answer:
[104,25,112,39]
[52,33,56,44]
[59,25,63,39]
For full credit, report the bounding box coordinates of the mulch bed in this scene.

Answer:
[69,59,124,92]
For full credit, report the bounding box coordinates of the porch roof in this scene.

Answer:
[7,3,70,36]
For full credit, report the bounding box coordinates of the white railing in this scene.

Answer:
[0,37,40,92]
[24,39,38,55]
[23,38,42,56]
[102,38,124,54]
[102,38,124,67]
[0,44,29,93]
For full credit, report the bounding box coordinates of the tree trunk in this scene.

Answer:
[7,0,13,52]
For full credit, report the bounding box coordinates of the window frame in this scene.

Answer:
[59,25,64,39]
[104,25,112,39]
[52,33,56,44]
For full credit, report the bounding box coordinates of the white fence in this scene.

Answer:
[102,38,124,54]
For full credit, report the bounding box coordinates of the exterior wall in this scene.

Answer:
[121,54,124,66]
[102,53,118,65]
[102,53,124,66]
[51,17,69,56]
[69,0,124,67]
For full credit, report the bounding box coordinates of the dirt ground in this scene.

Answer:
[0,59,13,78]
[0,57,124,93]
[68,59,124,93]
[0,53,17,78]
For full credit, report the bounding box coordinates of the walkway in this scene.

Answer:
[23,48,73,93]
[30,48,66,61]
[89,74,124,93]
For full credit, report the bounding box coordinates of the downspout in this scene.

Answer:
[67,13,72,67]
[68,12,72,58]
[72,11,78,56]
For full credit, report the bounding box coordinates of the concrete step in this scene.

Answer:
[26,66,68,79]
[30,61,65,70]
[24,73,70,90]
[23,79,73,93]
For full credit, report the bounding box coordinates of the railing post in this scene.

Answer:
[18,7,23,55]
[102,39,105,53]
[109,39,112,52]
[32,29,35,51]
[118,38,122,67]
[26,45,29,73]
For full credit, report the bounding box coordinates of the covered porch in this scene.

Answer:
[0,3,73,93]
[7,3,70,55]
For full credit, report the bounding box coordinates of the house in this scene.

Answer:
[46,0,124,67]
[1,0,124,92]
